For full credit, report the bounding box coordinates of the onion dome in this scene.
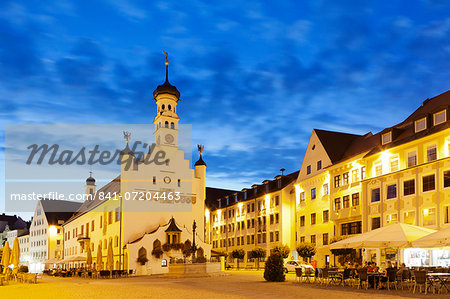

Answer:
[86,172,95,185]
[194,155,206,167]
[153,52,180,99]
[120,143,134,156]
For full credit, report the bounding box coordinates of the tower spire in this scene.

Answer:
[163,51,169,82]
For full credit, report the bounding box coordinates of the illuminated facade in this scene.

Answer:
[207,172,298,266]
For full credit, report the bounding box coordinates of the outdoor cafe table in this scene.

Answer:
[427,273,450,294]
[327,269,342,285]
[367,272,383,289]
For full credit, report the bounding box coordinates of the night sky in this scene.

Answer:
[1,1,450,218]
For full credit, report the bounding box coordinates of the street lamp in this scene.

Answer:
[191,220,198,262]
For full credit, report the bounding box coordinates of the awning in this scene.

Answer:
[411,225,450,248]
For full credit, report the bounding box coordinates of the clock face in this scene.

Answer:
[165,134,174,144]
[163,176,171,184]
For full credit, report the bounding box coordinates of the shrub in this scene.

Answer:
[183,240,192,258]
[296,243,316,263]
[231,248,245,269]
[270,244,290,259]
[264,253,285,282]
[18,265,29,273]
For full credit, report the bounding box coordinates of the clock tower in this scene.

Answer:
[153,52,180,147]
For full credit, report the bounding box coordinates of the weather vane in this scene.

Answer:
[123,131,131,143]
[163,51,169,66]
[197,144,204,155]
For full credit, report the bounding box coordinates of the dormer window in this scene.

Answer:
[415,117,427,132]
[433,110,446,126]
[382,132,392,145]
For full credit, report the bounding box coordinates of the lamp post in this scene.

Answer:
[191,220,197,262]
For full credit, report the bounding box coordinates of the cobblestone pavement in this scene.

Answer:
[1,270,447,299]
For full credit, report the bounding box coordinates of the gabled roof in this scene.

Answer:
[205,187,239,210]
[39,199,82,226]
[0,214,27,232]
[314,129,362,164]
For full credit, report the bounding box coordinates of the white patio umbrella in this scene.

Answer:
[411,225,450,248]
[329,223,436,249]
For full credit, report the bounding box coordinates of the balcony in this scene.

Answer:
[331,206,362,221]
[77,234,90,248]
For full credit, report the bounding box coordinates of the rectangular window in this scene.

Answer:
[115,208,120,222]
[323,183,329,195]
[352,169,359,183]
[323,233,329,245]
[404,211,415,225]
[352,193,360,206]
[310,235,316,244]
[307,165,311,174]
[343,195,350,208]
[433,110,446,125]
[275,213,279,224]
[427,145,437,162]
[91,220,95,231]
[375,162,382,176]
[311,213,316,225]
[300,236,305,243]
[275,196,279,206]
[408,151,417,168]
[317,160,322,170]
[371,188,380,202]
[269,232,273,243]
[371,217,381,230]
[390,157,399,172]
[300,216,305,227]
[423,174,435,192]
[323,210,329,223]
[343,172,349,185]
[270,214,274,225]
[423,208,436,226]
[444,206,449,224]
[361,167,366,180]
[311,188,316,199]
[334,198,341,210]
[334,175,340,188]
[382,132,392,144]
[341,221,362,235]
[386,213,398,224]
[444,170,450,188]
[300,192,305,202]
[251,203,254,212]
[387,184,397,199]
[404,179,415,195]
[415,117,427,132]
[275,231,279,242]
[108,212,112,224]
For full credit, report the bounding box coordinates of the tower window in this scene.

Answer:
[168,104,172,111]
[162,104,165,110]
[165,121,169,128]
[171,122,175,129]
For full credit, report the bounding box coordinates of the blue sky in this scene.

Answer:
[1,1,450,219]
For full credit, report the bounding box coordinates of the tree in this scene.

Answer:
[231,248,245,269]
[296,243,316,263]
[270,244,290,259]
[249,247,266,270]
[182,240,192,261]
[264,252,285,282]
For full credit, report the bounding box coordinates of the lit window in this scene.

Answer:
[343,195,350,208]
[352,169,359,183]
[334,175,340,188]
[386,213,398,224]
[390,157,399,172]
[300,192,305,202]
[407,151,417,167]
[404,211,415,225]
[433,110,446,125]
[427,145,437,162]
[415,117,427,132]
[444,170,450,188]
[374,162,382,176]
[352,193,360,206]
[423,208,436,226]
[343,172,349,185]
[334,198,341,210]
[361,167,366,179]
[382,132,392,144]
[323,183,329,195]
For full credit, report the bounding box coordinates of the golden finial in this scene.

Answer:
[123,131,131,144]
[163,51,169,66]
[197,144,204,155]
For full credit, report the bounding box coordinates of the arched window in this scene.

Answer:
[114,236,119,247]
[162,104,165,110]
[138,247,147,265]
[168,104,171,111]
[165,121,169,128]
[171,122,175,129]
